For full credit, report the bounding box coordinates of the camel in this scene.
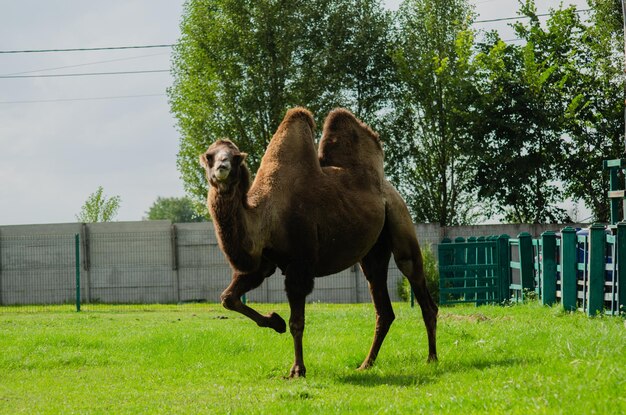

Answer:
[200,107,437,378]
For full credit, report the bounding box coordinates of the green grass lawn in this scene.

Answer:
[0,302,624,414]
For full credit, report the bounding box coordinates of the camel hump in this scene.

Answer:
[318,108,384,171]
[283,107,316,131]
[257,107,321,177]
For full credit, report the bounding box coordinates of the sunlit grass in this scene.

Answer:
[1,302,624,414]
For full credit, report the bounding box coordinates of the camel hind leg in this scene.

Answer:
[384,183,438,362]
[358,232,395,370]
[394,243,438,362]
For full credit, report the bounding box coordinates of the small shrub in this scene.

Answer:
[397,244,439,304]
[523,288,538,302]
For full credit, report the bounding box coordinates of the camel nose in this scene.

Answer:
[214,161,231,181]
[217,160,231,172]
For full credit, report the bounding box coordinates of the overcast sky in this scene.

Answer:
[0,0,589,225]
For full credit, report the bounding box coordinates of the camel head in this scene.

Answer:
[200,139,249,193]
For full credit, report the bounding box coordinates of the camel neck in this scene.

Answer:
[209,186,257,272]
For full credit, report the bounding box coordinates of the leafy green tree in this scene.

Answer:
[385,0,480,225]
[76,186,121,223]
[466,2,591,223]
[560,0,625,222]
[169,0,304,203]
[299,0,395,125]
[169,0,394,207]
[467,0,625,223]
[145,197,206,222]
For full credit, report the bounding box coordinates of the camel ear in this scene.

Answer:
[233,152,247,166]
[199,153,212,169]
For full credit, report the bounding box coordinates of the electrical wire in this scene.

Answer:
[4,52,168,76]
[0,69,170,79]
[0,44,174,54]
[475,8,591,24]
[0,93,166,104]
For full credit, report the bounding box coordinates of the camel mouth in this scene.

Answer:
[214,166,231,181]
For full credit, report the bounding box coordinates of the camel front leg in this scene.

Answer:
[220,265,286,333]
[285,264,314,378]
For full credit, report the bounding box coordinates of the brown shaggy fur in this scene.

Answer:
[200,107,438,378]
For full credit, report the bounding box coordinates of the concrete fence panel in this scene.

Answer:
[0,223,80,305]
[0,220,584,306]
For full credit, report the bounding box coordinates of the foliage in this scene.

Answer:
[467,2,577,223]
[560,0,625,222]
[145,196,206,222]
[75,186,121,223]
[385,0,481,225]
[397,244,439,303]
[169,0,626,224]
[168,0,394,207]
[465,0,625,223]
[1,303,625,413]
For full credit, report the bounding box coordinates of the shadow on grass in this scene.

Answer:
[339,356,538,387]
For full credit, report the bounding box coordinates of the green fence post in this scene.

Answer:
[618,222,626,315]
[438,238,452,305]
[560,227,577,311]
[75,233,81,312]
[541,231,557,306]
[588,224,606,316]
[532,238,541,297]
[454,237,466,302]
[608,166,621,225]
[518,232,534,296]
[496,234,510,303]
[466,236,477,302]
[485,236,496,302]
[476,236,487,305]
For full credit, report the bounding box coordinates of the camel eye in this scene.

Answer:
[205,153,215,167]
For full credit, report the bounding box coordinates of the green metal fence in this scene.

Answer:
[438,235,508,305]
[438,224,625,316]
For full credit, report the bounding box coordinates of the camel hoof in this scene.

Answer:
[357,363,372,371]
[268,312,287,333]
[289,365,306,378]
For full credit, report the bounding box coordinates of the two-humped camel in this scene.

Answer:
[200,107,437,378]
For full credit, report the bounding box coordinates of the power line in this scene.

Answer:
[0,8,594,56]
[4,52,168,76]
[0,93,166,104]
[0,44,174,54]
[475,8,591,24]
[0,69,170,79]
